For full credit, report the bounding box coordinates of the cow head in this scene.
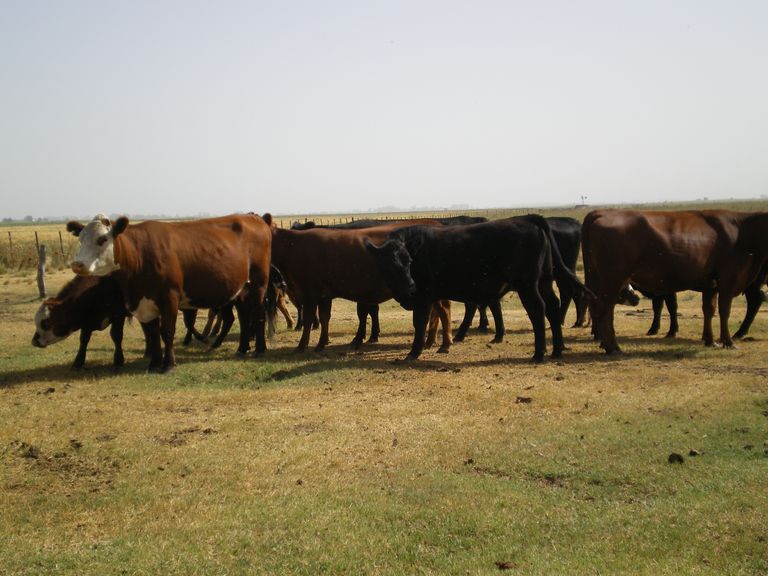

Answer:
[364,237,417,310]
[68,214,129,276]
[617,284,640,306]
[31,299,68,348]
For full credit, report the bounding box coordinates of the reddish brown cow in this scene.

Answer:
[66,213,272,372]
[582,209,768,354]
[270,222,451,352]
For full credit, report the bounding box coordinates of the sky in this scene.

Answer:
[1,1,767,219]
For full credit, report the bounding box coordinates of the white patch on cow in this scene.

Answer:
[32,303,67,347]
[133,297,160,323]
[71,215,120,276]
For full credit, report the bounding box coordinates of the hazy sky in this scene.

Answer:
[1,1,767,219]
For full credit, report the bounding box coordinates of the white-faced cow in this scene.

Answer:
[66,213,272,372]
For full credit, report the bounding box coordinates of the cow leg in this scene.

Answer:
[517,285,547,362]
[368,305,380,344]
[142,319,163,370]
[424,305,439,349]
[435,300,452,353]
[211,304,236,349]
[296,302,315,351]
[294,304,304,331]
[665,294,679,338]
[277,294,294,330]
[734,284,764,339]
[593,295,620,354]
[252,295,268,357]
[454,303,476,342]
[110,314,126,368]
[478,304,490,333]
[201,309,217,339]
[718,292,735,348]
[701,288,717,346]
[181,309,202,346]
[405,303,431,361]
[315,298,332,351]
[558,285,573,327]
[647,296,663,336]
[487,299,505,343]
[351,303,369,349]
[573,294,588,328]
[541,282,565,357]
[158,299,179,373]
[72,329,92,370]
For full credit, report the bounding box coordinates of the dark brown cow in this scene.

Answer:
[582,209,768,354]
[66,213,272,372]
[270,222,451,352]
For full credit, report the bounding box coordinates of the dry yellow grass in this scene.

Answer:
[2,264,767,574]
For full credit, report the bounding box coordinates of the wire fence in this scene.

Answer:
[0,208,561,273]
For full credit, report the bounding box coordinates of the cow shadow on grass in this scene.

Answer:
[1,331,723,391]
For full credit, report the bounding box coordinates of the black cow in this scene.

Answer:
[365,215,591,362]
[454,216,586,342]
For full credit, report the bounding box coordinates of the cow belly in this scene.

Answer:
[133,297,160,322]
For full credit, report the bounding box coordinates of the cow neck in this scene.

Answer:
[111,229,142,280]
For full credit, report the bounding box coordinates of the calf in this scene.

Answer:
[32,275,131,369]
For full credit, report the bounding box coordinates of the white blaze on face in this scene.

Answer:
[72,214,119,276]
[32,303,68,347]
[133,297,160,323]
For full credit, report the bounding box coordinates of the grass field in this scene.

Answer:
[1,204,768,575]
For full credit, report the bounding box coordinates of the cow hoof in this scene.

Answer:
[147,365,164,374]
[70,364,84,371]
[664,333,677,339]
[402,354,419,363]
[490,337,503,344]
[453,335,466,343]
[367,336,379,344]
[551,349,564,359]
[531,354,545,364]
[349,339,363,350]
[437,346,450,354]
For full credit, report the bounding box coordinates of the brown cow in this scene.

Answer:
[582,209,768,354]
[270,222,451,353]
[66,213,272,372]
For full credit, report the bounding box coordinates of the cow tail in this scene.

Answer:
[526,214,595,303]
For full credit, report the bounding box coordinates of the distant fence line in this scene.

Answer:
[0,208,579,273]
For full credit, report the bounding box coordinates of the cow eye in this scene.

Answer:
[97,235,109,246]
[41,319,51,330]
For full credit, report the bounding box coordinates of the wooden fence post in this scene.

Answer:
[37,245,47,299]
[7,231,12,267]
[59,231,65,258]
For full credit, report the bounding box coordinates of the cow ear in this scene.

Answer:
[112,216,129,237]
[66,221,84,237]
[363,238,381,253]
[262,213,273,226]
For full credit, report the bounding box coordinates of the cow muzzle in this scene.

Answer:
[32,333,44,348]
[71,261,90,276]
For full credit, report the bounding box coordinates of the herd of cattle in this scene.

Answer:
[30,209,768,372]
